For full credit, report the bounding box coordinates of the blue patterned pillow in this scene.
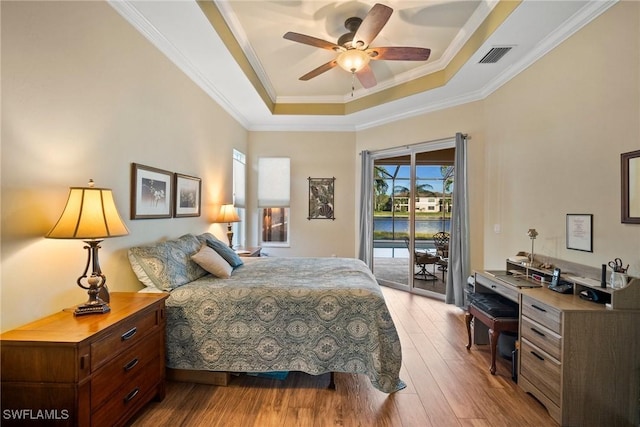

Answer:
[197,233,244,268]
[128,234,207,290]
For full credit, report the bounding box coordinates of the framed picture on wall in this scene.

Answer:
[131,163,173,219]
[174,173,201,217]
[308,177,335,220]
[566,213,593,252]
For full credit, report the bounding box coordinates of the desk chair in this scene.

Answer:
[465,293,519,375]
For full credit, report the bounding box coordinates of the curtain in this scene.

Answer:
[445,133,470,307]
[358,150,373,268]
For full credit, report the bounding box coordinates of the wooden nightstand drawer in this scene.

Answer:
[91,305,161,371]
[521,316,562,361]
[91,330,163,409]
[520,339,561,405]
[91,361,162,427]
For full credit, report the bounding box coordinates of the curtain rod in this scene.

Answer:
[361,133,468,156]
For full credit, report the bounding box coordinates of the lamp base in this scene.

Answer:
[74,300,111,316]
[226,223,234,249]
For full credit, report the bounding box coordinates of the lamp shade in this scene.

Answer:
[216,204,240,223]
[46,183,129,240]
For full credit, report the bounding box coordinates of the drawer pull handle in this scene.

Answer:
[530,327,545,337]
[121,327,137,341]
[124,358,139,372]
[530,351,545,361]
[491,285,497,289]
[124,387,140,403]
[531,304,547,312]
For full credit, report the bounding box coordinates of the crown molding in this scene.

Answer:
[108,0,252,129]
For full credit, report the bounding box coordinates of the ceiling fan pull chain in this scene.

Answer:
[351,72,356,97]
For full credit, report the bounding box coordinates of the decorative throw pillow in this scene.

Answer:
[197,233,244,268]
[191,244,233,279]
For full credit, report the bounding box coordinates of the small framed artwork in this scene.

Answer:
[131,163,173,219]
[174,173,201,218]
[308,177,335,220]
[566,214,593,252]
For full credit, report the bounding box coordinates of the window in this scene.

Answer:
[233,149,246,247]
[261,208,289,243]
[258,157,290,246]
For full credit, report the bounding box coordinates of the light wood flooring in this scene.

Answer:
[129,287,557,427]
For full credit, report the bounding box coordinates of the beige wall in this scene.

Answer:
[247,131,356,257]
[481,0,639,269]
[1,1,247,331]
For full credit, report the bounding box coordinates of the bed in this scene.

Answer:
[128,233,405,393]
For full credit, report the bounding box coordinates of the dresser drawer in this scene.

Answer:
[521,316,562,361]
[520,339,561,405]
[91,362,161,427]
[475,273,519,302]
[91,307,160,371]
[521,295,561,334]
[91,330,162,409]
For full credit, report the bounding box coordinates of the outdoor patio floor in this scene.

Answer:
[373,257,446,295]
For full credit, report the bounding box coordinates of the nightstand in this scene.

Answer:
[235,246,261,257]
[0,292,168,426]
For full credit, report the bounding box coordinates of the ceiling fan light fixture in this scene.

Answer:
[336,49,370,73]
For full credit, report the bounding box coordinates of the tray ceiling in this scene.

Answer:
[109,1,615,131]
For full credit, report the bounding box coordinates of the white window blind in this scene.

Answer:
[258,157,290,208]
[233,149,246,208]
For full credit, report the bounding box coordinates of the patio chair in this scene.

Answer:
[433,231,450,279]
[403,237,439,281]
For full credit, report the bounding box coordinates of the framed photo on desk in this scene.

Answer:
[566,213,593,252]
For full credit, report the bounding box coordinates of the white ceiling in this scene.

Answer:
[109,0,615,131]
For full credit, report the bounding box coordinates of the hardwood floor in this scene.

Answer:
[129,287,557,427]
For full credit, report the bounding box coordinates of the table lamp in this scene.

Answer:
[46,180,129,315]
[527,228,538,267]
[216,204,240,248]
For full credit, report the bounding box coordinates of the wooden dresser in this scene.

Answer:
[473,265,640,427]
[1,292,168,427]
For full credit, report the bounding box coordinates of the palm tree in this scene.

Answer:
[373,166,389,211]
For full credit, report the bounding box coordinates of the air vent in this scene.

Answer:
[478,46,512,64]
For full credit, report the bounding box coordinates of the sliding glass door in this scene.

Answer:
[369,139,455,297]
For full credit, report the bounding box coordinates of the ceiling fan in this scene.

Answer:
[283,3,431,89]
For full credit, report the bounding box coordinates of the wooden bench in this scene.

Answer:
[465,294,519,375]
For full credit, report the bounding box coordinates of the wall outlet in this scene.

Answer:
[493,224,501,234]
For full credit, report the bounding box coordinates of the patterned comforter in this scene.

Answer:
[165,257,405,393]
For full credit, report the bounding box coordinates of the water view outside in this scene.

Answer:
[374,217,450,239]
[373,163,453,260]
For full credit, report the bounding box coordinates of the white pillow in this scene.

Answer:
[191,245,233,279]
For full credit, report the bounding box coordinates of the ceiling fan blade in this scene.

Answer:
[283,32,344,52]
[299,60,338,81]
[367,47,431,61]
[352,4,393,49]
[356,65,377,88]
